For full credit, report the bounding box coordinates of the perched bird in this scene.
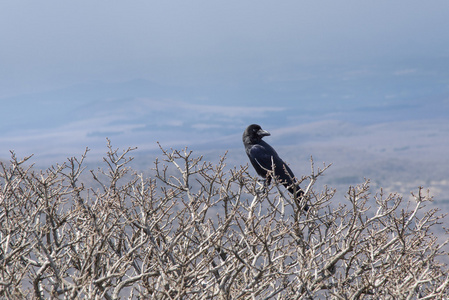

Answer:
[242,124,307,210]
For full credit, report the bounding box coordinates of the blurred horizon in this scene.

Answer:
[2,67,448,163]
[1,1,448,203]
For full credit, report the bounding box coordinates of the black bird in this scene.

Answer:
[243,124,307,210]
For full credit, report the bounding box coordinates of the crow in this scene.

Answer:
[242,124,308,210]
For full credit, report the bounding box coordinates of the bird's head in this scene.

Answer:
[243,124,271,144]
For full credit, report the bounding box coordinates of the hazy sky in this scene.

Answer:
[2,1,449,97]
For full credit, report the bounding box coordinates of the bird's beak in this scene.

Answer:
[257,129,271,137]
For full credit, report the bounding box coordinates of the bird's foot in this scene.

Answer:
[256,179,269,194]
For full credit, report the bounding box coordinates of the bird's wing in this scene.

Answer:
[250,143,297,182]
[248,144,275,172]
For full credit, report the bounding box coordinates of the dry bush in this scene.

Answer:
[1,142,448,299]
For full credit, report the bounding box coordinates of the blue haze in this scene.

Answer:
[0,2,448,201]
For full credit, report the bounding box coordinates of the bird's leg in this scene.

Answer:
[265,176,271,187]
[262,176,272,193]
[256,177,270,194]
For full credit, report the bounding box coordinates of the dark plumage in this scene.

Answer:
[243,124,307,210]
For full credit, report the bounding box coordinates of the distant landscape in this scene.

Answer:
[1,60,449,210]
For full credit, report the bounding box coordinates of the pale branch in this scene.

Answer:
[0,145,447,299]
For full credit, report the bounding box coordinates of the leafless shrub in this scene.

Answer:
[1,142,448,299]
